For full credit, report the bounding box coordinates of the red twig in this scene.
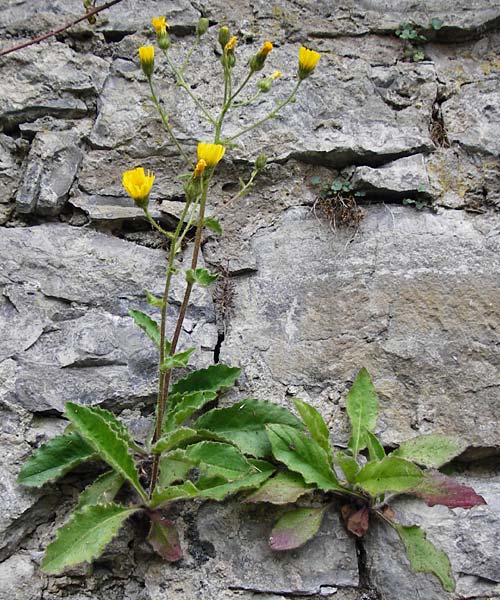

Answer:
[0,0,124,57]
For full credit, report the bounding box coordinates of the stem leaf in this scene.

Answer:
[128,309,160,347]
[161,347,196,371]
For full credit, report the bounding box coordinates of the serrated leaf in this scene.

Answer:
[394,524,455,591]
[145,290,164,308]
[128,309,160,347]
[76,471,125,510]
[266,424,343,492]
[150,481,199,508]
[185,267,219,287]
[65,403,147,502]
[147,512,182,562]
[293,398,332,461]
[244,470,314,504]
[161,347,196,371]
[203,217,223,234]
[88,405,144,454]
[365,429,386,461]
[346,368,379,457]
[153,427,227,454]
[355,456,423,496]
[41,503,139,574]
[391,434,467,468]
[158,452,194,488]
[269,506,327,551]
[197,459,275,501]
[163,390,218,432]
[335,452,359,483]
[17,432,95,488]
[411,470,486,508]
[171,363,241,396]
[195,400,305,458]
[184,441,253,481]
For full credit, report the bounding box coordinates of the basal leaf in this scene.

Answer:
[293,398,332,461]
[163,390,217,432]
[128,309,160,347]
[335,452,359,483]
[391,434,467,468]
[153,428,199,454]
[266,424,343,492]
[355,456,423,496]
[158,452,194,488]
[184,441,253,481]
[269,506,327,551]
[161,347,196,371]
[345,368,379,457]
[88,405,144,454]
[365,429,386,461]
[76,471,125,510]
[394,524,455,592]
[197,459,275,501]
[65,403,147,502]
[17,432,95,488]
[41,503,139,574]
[147,512,182,562]
[411,470,486,508]
[149,481,199,508]
[170,363,241,396]
[195,399,304,458]
[244,470,314,504]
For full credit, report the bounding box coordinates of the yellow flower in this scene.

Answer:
[122,167,155,208]
[259,41,273,57]
[250,40,273,71]
[138,45,155,76]
[225,36,238,52]
[193,159,207,178]
[197,143,226,168]
[298,46,321,79]
[271,70,282,79]
[151,16,169,36]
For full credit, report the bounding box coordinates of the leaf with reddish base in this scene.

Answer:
[346,506,370,538]
[147,512,182,562]
[269,506,327,551]
[412,470,487,508]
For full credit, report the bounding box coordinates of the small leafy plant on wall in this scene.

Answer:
[17,13,485,594]
[395,18,443,62]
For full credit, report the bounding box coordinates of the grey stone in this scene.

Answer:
[0,134,27,204]
[352,154,430,197]
[0,553,45,600]
[16,130,84,215]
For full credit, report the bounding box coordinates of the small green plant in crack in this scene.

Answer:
[395,19,443,62]
[245,368,486,592]
[312,176,365,230]
[402,184,437,212]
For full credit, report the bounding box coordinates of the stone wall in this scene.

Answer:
[0,1,499,599]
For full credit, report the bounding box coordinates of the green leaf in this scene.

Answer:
[76,471,125,510]
[145,290,164,308]
[171,363,241,396]
[150,481,199,508]
[65,403,147,502]
[195,399,305,458]
[345,368,379,457]
[88,405,144,454]
[293,398,332,461]
[335,452,359,483]
[197,459,275,501]
[269,507,327,551]
[184,441,253,480]
[163,390,218,432]
[161,347,196,371]
[266,424,343,492]
[413,50,425,62]
[203,217,223,234]
[430,17,443,30]
[147,512,182,562]
[128,309,160,347]
[158,452,194,488]
[244,470,314,504]
[355,456,423,496]
[185,267,219,287]
[153,427,226,454]
[391,434,467,468]
[394,524,455,591]
[41,503,139,574]
[365,430,386,461]
[17,432,95,488]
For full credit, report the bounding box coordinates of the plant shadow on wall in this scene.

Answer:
[17,13,485,593]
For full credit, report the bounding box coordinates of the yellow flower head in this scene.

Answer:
[297,46,321,79]
[271,70,282,80]
[138,45,155,76]
[122,167,155,208]
[259,41,273,57]
[225,36,238,52]
[193,159,207,178]
[151,16,169,36]
[197,143,226,168]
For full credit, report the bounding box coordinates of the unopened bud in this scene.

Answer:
[197,17,209,36]
[158,33,171,50]
[255,154,267,169]
[218,26,230,48]
[258,77,272,93]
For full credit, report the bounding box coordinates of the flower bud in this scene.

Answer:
[218,26,230,49]
[158,32,171,50]
[255,154,267,170]
[258,77,272,93]
[197,17,209,36]
[250,41,273,72]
